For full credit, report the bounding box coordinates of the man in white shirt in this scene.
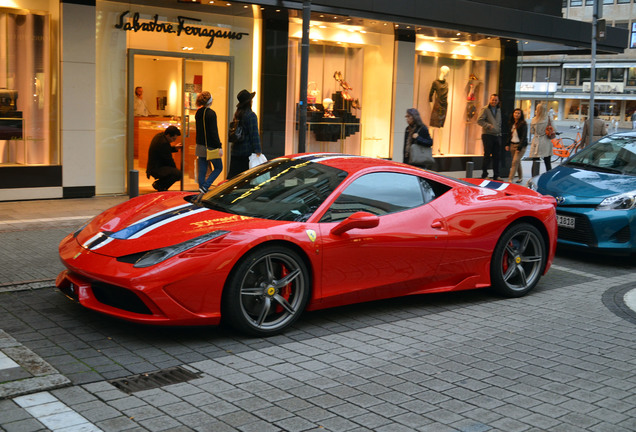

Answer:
[134,86,150,116]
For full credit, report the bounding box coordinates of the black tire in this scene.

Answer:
[223,245,310,336]
[490,223,546,297]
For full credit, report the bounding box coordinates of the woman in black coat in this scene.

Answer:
[505,108,528,183]
[403,108,434,170]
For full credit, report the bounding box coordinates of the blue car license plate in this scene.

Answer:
[557,214,575,229]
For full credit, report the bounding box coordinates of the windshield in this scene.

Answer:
[199,158,348,221]
[566,136,636,176]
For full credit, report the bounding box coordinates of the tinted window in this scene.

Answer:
[199,158,347,221]
[321,172,441,222]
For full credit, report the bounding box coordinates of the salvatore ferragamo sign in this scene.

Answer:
[115,11,249,49]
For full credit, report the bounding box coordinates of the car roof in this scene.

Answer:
[282,153,425,173]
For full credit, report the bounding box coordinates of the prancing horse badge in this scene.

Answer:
[306,229,317,243]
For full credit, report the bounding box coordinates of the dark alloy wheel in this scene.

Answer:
[490,223,546,297]
[224,246,310,336]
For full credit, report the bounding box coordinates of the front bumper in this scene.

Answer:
[556,206,635,254]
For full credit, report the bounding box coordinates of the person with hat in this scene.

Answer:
[227,89,262,178]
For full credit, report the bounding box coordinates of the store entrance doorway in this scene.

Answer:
[128,51,231,194]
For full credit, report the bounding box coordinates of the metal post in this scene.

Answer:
[129,170,139,198]
[466,161,474,178]
[589,0,601,140]
[532,159,541,177]
[297,0,311,153]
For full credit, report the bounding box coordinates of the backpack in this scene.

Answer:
[229,120,244,144]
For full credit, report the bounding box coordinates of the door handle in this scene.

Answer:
[431,220,444,229]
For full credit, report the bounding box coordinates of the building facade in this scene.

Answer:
[0,0,627,201]
[517,0,635,128]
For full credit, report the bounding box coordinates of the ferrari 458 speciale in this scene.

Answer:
[57,154,557,336]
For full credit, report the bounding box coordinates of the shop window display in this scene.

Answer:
[415,54,499,156]
[301,44,362,154]
[0,11,54,165]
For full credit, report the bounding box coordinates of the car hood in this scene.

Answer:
[537,165,636,205]
[75,193,284,257]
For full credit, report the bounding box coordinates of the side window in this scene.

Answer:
[321,172,439,222]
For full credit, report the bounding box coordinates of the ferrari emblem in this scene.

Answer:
[515,256,521,264]
[306,229,317,243]
[267,286,276,296]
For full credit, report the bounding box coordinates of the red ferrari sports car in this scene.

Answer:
[57,154,557,336]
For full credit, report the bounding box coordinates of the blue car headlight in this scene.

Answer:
[597,190,636,211]
[133,230,229,268]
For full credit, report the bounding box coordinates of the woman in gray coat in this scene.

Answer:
[529,103,553,173]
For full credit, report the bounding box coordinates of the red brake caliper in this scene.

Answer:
[275,264,292,313]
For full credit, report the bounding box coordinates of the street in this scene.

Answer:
[0,191,635,431]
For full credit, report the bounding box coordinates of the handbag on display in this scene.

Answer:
[307,82,320,104]
[545,117,556,139]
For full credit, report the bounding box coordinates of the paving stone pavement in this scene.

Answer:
[0,191,635,431]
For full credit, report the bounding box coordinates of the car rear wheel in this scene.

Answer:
[490,223,546,297]
[224,246,310,336]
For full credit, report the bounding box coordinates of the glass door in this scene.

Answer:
[130,53,229,194]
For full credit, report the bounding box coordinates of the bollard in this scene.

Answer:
[466,161,474,178]
[531,159,541,177]
[129,169,139,198]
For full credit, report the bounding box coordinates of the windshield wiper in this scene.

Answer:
[201,200,237,214]
[566,161,623,174]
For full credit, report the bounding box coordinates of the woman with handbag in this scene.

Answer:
[404,108,435,170]
[227,89,262,179]
[505,108,528,183]
[195,91,223,193]
[528,103,553,173]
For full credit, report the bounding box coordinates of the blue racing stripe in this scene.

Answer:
[109,204,199,240]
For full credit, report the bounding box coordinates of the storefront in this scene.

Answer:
[0,0,627,201]
[0,2,59,200]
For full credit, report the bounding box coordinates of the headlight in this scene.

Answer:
[527,176,539,191]
[133,230,229,268]
[597,190,636,211]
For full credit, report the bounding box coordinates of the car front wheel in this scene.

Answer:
[224,246,310,336]
[490,223,546,297]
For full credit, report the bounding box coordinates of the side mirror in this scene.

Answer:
[330,211,380,236]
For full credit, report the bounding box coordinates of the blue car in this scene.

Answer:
[528,132,636,255]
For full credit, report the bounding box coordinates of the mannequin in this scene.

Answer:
[429,65,450,154]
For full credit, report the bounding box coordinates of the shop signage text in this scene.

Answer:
[114,11,249,49]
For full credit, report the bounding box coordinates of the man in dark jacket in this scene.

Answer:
[477,94,502,180]
[146,126,182,191]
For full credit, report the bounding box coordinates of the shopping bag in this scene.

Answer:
[249,153,267,168]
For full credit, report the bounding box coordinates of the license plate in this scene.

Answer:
[557,215,575,229]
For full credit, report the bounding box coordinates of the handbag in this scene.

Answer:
[409,143,434,167]
[545,118,556,140]
[206,148,221,160]
[307,82,320,104]
[229,120,244,143]
[203,108,222,160]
